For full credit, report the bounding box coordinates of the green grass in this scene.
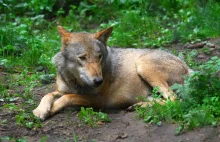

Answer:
[0,136,27,142]
[78,107,111,127]
[0,23,59,73]
[100,10,169,47]
[0,135,49,142]
[175,1,220,41]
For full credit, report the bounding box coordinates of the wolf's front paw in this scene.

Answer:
[33,106,50,121]
[127,102,151,111]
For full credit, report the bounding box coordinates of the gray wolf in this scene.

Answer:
[33,26,190,120]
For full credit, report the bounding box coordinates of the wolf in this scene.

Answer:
[33,26,190,120]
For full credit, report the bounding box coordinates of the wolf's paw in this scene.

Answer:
[167,94,177,101]
[33,106,50,121]
[127,102,151,111]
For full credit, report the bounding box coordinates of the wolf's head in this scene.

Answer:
[53,26,113,88]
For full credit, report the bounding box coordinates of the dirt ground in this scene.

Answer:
[0,38,220,142]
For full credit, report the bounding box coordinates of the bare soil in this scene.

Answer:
[0,38,220,142]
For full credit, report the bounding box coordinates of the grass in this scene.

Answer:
[0,23,59,73]
[0,135,49,142]
[78,107,111,127]
[0,136,27,142]
[0,0,219,136]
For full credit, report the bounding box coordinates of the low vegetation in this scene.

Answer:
[0,0,219,138]
[78,107,111,127]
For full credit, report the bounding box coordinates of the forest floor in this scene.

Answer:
[0,38,220,142]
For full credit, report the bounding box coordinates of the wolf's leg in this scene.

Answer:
[33,91,62,120]
[127,96,165,111]
[136,59,177,101]
[50,94,95,116]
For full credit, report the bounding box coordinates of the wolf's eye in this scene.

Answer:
[79,56,86,61]
[99,55,103,60]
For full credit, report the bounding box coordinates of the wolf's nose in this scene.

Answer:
[93,77,103,86]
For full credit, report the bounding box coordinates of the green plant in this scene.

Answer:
[100,10,171,48]
[0,22,59,73]
[172,56,220,132]
[200,47,211,55]
[0,136,27,142]
[174,1,220,41]
[78,107,111,127]
[185,50,199,68]
[136,100,184,126]
[172,56,220,106]
[1,119,7,124]
[40,136,48,142]
[151,86,162,99]
[177,50,199,68]
[73,133,79,142]
[2,103,19,111]
[15,113,42,129]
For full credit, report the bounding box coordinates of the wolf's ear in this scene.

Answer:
[57,26,72,47]
[94,27,113,45]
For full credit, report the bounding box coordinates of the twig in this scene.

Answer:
[184,43,206,49]
[184,42,216,49]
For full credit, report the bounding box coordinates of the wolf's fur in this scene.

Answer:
[33,26,190,120]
